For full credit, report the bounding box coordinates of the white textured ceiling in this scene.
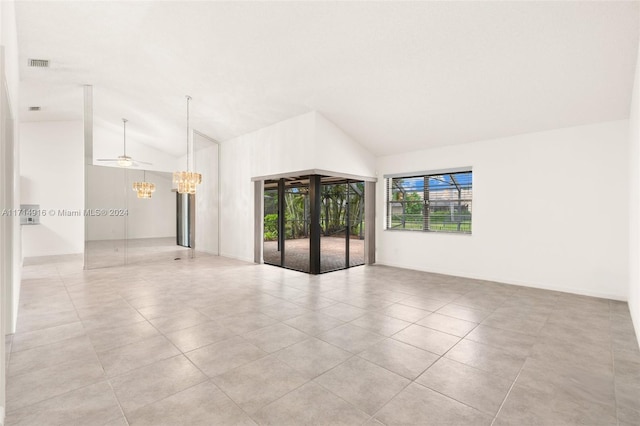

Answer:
[16,1,640,157]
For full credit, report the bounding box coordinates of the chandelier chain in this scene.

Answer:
[123,118,128,156]
[186,95,192,171]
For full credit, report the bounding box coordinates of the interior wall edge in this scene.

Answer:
[627,25,640,347]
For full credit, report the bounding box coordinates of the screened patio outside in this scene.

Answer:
[263,175,365,274]
[387,171,472,233]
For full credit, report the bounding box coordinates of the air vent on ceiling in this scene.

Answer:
[28,106,41,111]
[27,59,49,68]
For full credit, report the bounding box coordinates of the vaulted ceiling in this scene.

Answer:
[16,1,640,157]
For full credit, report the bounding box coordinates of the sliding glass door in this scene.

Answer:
[348,182,365,267]
[263,183,281,267]
[283,184,310,272]
[320,181,347,272]
[263,175,365,274]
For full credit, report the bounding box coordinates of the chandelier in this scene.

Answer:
[133,170,156,199]
[173,95,202,194]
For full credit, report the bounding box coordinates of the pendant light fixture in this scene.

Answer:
[133,170,155,199]
[173,95,202,194]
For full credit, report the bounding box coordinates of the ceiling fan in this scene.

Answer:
[96,118,152,167]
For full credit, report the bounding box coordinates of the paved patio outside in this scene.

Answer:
[264,236,364,273]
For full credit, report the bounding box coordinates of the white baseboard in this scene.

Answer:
[374,260,627,302]
[195,249,219,256]
[218,252,254,264]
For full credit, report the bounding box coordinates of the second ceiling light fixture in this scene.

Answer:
[97,118,153,168]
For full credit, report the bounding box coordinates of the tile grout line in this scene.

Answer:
[104,380,131,426]
[305,311,482,424]
[4,379,123,421]
[9,259,126,421]
[13,267,112,420]
[13,259,634,425]
[73,269,137,426]
[76,270,199,422]
[199,314,327,424]
[608,301,620,426]
[306,356,388,423]
[108,275,260,424]
[386,318,496,418]
[361,373,417,424]
[256,302,447,425]
[489,361,526,426]
[489,289,560,426]
[127,293,332,425]
[122,270,244,423]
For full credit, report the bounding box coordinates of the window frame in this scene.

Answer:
[384,168,472,235]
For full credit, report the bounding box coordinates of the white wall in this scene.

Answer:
[219,135,258,261]
[219,111,377,262]
[2,0,21,334]
[220,112,316,261]
[628,36,640,339]
[377,120,629,300]
[1,0,18,109]
[314,113,376,178]
[243,111,376,179]
[20,121,85,257]
[1,1,21,419]
[194,133,219,255]
[249,112,317,178]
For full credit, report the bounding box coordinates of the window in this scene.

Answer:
[386,170,472,233]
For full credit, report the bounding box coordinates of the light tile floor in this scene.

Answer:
[5,255,640,425]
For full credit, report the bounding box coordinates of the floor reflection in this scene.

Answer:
[85,237,194,269]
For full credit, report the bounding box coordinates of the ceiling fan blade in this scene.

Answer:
[135,160,153,165]
[96,159,119,162]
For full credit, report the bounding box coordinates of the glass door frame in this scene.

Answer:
[261,174,370,274]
